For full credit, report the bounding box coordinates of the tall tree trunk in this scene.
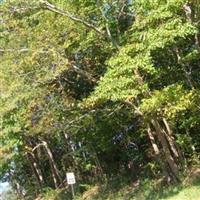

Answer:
[15,182,25,199]
[32,141,63,188]
[125,99,181,181]
[151,119,179,181]
[162,118,183,161]
[147,124,160,156]
[147,124,172,181]
[27,152,44,188]
[42,141,63,188]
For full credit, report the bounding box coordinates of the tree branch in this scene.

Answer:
[40,0,103,35]
[99,7,120,49]
[32,143,45,152]
[71,65,97,82]
[123,100,143,116]
[9,6,40,14]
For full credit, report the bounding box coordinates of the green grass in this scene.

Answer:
[76,175,200,200]
[39,182,200,200]
[76,184,200,200]
[160,185,200,200]
[39,169,200,200]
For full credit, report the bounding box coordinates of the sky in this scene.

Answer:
[0,182,10,194]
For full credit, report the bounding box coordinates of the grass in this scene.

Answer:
[76,183,200,200]
[39,168,200,200]
[76,170,200,200]
[160,185,200,200]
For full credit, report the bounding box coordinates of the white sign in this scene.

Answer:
[66,172,76,185]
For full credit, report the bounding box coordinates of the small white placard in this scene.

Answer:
[66,172,76,185]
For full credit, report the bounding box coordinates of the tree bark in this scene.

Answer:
[32,141,63,188]
[27,152,44,187]
[41,141,63,188]
[147,124,160,156]
[151,119,179,181]
[162,118,183,161]
[124,100,181,181]
[126,69,181,181]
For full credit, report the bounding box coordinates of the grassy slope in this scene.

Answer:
[160,185,200,200]
[39,182,200,200]
[40,168,200,200]
[77,171,200,200]
[77,184,200,200]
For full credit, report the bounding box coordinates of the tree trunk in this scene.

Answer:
[124,88,181,181]
[27,152,44,187]
[162,118,183,161]
[151,119,179,181]
[42,141,63,188]
[147,124,160,156]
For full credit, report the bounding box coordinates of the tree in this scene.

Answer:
[0,0,200,198]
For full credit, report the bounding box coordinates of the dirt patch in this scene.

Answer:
[81,185,100,200]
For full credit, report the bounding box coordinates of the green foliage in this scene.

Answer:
[0,0,200,199]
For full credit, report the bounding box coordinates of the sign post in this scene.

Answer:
[66,172,76,199]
